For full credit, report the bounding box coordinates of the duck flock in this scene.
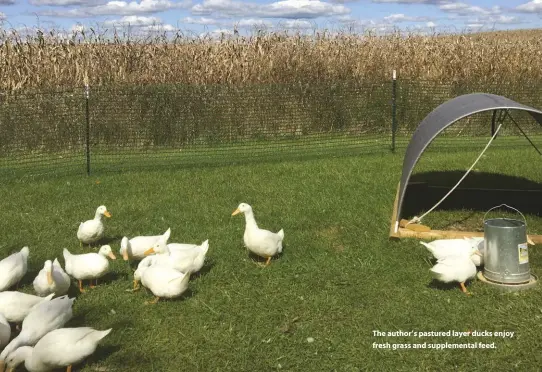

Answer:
[0,202,285,372]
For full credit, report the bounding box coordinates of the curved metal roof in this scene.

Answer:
[395,93,542,232]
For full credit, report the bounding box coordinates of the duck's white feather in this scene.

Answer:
[119,229,169,261]
[147,239,209,274]
[5,327,112,372]
[63,246,115,281]
[0,292,55,323]
[421,238,483,266]
[33,259,71,297]
[76,205,111,245]
[430,255,477,284]
[0,247,29,292]
[234,203,284,259]
[136,266,191,299]
[0,313,10,351]
[0,295,75,363]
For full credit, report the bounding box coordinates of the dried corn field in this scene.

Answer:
[1,27,542,91]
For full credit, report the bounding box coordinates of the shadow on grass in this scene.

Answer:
[247,248,284,266]
[403,170,542,220]
[63,271,123,299]
[190,259,215,280]
[137,286,197,305]
[17,268,41,288]
[67,308,90,327]
[96,271,121,286]
[76,344,124,371]
[427,279,468,292]
[97,235,124,246]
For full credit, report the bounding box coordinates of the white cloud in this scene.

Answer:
[71,23,85,32]
[40,0,190,18]
[328,0,358,3]
[383,13,430,23]
[0,12,6,21]
[474,15,524,24]
[372,0,446,3]
[199,28,234,38]
[516,0,542,13]
[30,0,100,6]
[141,23,176,31]
[102,15,162,26]
[439,2,501,16]
[426,21,436,27]
[182,16,219,24]
[335,14,367,25]
[237,18,273,28]
[280,19,314,28]
[192,0,349,19]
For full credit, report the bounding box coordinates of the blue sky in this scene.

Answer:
[1,0,542,37]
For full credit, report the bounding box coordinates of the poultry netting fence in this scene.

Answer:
[1,79,541,178]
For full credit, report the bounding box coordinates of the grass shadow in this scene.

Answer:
[96,271,121,286]
[17,268,41,288]
[427,276,479,292]
[66,281,84,298]
[76,344,123,371]
[126,259,140,271]
[66,307,91,327]
[64,271,123,298]
[247,249,284,265]
[190,259,215,280]
[138,287,196,304]
[97,235,124,246]
[403,170,542,221]
[427,279,463,292]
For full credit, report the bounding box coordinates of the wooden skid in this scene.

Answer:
[392,227,483,240]
[391,227,542,244]
[389,181,542,244]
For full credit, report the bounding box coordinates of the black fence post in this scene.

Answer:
[84,84,91,175]
[391,69,397,153]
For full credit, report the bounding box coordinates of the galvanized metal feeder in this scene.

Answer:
[477,204,538,291]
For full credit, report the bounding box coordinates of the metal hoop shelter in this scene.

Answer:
[390,93,542,241]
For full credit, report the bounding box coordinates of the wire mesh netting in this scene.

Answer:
[0,88,85,177]
[87,82,392,173]
[395,80,542,151]
[1,79,541,179]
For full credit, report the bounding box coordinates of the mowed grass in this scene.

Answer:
[1,145,542,371]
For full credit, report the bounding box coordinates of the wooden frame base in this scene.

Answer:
[389,182,542,244]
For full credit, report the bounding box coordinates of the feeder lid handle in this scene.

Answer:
[483,204,527,227]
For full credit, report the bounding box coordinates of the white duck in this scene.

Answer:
[0,313,10,352]
[33,259,71,297]
[232,203,284,266]
[119,228,170,261]
[0,295,75,371]
[134,264,190,304]
[76,205,112,247]
[63,245,116,293]
[143,239,209,274]
[421,238,484,266]
[0,247,30,292]
[143,227,202,253]
[4,327,112,372]
[429,250,482,295]
[0,292,54,324]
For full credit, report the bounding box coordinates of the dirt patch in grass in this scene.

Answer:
[318,225,346,252]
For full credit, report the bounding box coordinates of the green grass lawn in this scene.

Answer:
[1,142,542,371]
